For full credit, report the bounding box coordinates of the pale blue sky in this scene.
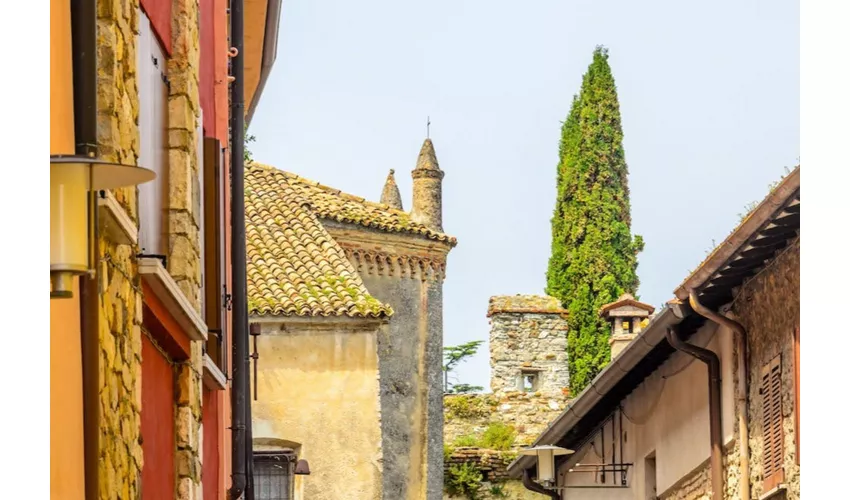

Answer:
[249,0,799,391]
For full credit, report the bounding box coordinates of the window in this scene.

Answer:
[644,452,657,500]
[518,371,539,392]
[203,137,228,376]
[761,354,785,491]
[253,451,296,500]
[137,11,169,257]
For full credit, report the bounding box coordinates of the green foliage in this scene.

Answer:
[244,129,256,164]
[445,462,483,499]
[489,483,508,497]
[452,434,480,447]
[444,444,456,462]
[480,422,516,451]
[445,395,494,420]
[452,383,485,394]
[444,340,485,393]
[546,46,643,394]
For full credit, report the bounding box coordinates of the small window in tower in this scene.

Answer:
[520,371,539,392]
[622,320,631,333]
[627,319,634,334]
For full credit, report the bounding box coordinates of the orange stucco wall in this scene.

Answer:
[50,0,85,499]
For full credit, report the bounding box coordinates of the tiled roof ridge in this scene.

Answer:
[248,162,457,246]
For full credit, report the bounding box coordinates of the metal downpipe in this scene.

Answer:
[228,0,248,496]
[666,326,723,500]
[521,470,561,500]
[689,291,750,500]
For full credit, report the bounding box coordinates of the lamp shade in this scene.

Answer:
[518,445,574,484]
[50,155,155,298]
[294,459,310,475]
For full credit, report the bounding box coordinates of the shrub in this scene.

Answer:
[445,395,490,420]
[489,483,508,497]
[444,444,456,462]
[445,462,483,499]
[480,422,516,451]
[452,434,480,447]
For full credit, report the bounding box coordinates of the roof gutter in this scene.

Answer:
[507,307,679,477]
[245,0,281,125]
[665,324,723,500]
[689,291,751,500]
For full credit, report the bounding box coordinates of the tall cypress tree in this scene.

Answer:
[546,46,644,394]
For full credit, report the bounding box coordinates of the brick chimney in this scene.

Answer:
[599,294,655,359]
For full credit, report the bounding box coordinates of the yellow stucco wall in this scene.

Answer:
[50,0,85,498]
[252,320,384,500]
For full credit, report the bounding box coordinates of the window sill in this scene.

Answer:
[138,257,207,342]
[98,190,137,245]
[759,484,787,500]
[203,354,227,391]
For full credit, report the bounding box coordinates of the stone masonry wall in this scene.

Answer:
[95,0,204,498]
[661,238,799,500]
[96,0,143,498]
[167,1,205,498]
[734,238,800,500]
[489,310,570,397]
[444,393,569,448]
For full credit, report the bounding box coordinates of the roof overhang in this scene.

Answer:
[244,0,282,125]
[508,166,801,478]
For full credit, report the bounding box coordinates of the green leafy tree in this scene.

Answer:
[244,129,256,164]
[546,46,644,394]
[443,341,484,393]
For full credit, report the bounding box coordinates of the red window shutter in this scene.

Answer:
[762,355,785,491]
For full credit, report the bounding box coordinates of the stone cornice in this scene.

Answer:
[341,245,447,282]
[412,168,444,180]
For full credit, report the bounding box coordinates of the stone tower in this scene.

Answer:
[599,293,655,359]
[411,138,444,231]
[380,169,404,210]
[487,295,570,397]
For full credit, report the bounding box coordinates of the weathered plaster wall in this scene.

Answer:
[489,310,570,397]
[560,322,737,499]
[252,320,384,500]
[734,238,800,500]
[330,222,451,500]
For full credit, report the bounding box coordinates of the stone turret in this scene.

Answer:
[599,293,655,359]
[411,138,444,232]
[380,169,403,210]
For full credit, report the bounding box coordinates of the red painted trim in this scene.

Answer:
[141,335,176,500]
[203,388,221,500]
[213,0,229,144]
[140,0,172,56]
[199,0,216,135]
[142,281,192,361]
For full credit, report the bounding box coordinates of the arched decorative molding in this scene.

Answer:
[341,246,447,282]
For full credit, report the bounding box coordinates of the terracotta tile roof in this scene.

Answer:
[598,293,655,317]
[250,163,457,246]
[245,164,392,318]
[487,295,568,317]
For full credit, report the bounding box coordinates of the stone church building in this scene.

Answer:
[246,138,455,500]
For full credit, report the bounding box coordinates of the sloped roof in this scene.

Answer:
[245,164,392,318]
[487,295,567,316]
[250,163,457,246]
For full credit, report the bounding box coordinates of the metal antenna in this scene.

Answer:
[426,116,431,138]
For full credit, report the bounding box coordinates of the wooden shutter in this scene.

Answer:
[794,327,800,464]
[761,355,785,491]
[203,138,227,375]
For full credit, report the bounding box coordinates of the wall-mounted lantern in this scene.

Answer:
[519,445,574,488]
[50,155,155,298]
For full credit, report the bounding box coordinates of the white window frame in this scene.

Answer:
[137,11,169,257]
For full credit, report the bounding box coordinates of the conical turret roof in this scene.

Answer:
[414,138,441,172]
[380,169,403,210]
